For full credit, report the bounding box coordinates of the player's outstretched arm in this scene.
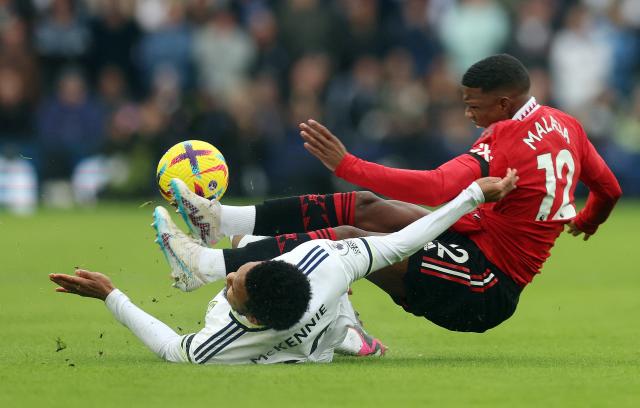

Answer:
[50,270,188,363]
[300,119,485,206]
[49,269,114,300]
[356,170,517,276]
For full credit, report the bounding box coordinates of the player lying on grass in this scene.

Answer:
[171,54,621,334]
[49,172,516,364]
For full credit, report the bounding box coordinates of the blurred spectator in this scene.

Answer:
[438,0,510,76]
[248,7,289,91]
[88,0,141,94]
[0,64,37,214]
[337,0,390,70]
[549,4,612,112]
[607,1,640,101]
[35,0,91,89]
[378,48,430,167]
[37,68,106,206]
[508,0,555,67]
[393,0,441,76]
[0,16,40,103]
[137,1,192,91]
[193,7,255,101]
[276,0,342,61]
[325,55,383,147]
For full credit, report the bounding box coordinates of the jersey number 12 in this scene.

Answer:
[536,149,577,221]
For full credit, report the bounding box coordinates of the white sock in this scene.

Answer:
[235,235,270,248]
[220,205,256,236]
[197,248,227,283]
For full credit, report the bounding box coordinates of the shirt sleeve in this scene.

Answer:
[334,153,483,206]
[573,138,622,235]
[330,182,485,285]
[105,289,188,363]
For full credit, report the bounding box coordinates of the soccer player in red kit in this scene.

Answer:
[162,54,621,333]
[299,54,621,324]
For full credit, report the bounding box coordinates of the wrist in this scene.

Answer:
[104,288,122,303]
[334,153,355,176]
[467,182,485,205]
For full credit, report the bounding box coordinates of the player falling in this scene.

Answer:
[168,54,621,333]
[49,174,517,364]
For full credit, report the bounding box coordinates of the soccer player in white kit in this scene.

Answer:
[49,171,517,365]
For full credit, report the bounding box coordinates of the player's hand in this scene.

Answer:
[566,220,592,241]
[476,168,519,202]
[299,119,348,171]
[49,269,115,301]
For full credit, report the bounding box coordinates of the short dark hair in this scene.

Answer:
[462,54,530,94]
[244,260,311,331]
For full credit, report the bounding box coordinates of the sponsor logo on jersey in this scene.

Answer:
[345,239,361,255]
[469,143,492,162]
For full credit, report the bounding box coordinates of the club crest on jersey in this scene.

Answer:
[469,143,492,162]
[328,241,350,256]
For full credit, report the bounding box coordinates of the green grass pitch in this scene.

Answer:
[0,200,638,407]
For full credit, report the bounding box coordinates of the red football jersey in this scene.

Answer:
[335,98,622,286]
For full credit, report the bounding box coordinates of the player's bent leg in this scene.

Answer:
[222,228,338,272]
[200,191,426,240]
[354,191,429,233]
[365,259,410,308]
[334,295,387,357]
[400,230,523,332]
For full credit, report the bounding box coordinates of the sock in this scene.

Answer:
[253,192,356,235]
[234,235,269,248]
[197,248,227,282]
[220,205,256,236]
[221,228,336,273]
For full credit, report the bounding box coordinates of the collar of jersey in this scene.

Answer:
[512,96,540,121]
[228,309,269,332]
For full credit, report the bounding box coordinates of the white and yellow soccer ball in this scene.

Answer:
[156,140,229,202]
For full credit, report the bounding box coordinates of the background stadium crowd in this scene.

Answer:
[0,0,638,213]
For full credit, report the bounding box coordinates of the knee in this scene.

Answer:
[333,225,368,239]
[355,191,382,209]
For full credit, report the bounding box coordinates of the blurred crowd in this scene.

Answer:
[0,0,639,213]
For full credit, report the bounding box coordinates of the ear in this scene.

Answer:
[499,97,511,112]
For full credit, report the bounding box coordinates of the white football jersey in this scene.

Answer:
[179,238,374,364]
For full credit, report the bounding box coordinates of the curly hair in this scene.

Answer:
[462,54,530,94]
[244,260,312,331]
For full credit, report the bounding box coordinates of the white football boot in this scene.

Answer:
[170,178,222,246]
[335,325,387,357]
[152,206,206,292]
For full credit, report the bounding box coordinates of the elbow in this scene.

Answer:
[612,183,623,202]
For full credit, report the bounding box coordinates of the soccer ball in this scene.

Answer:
[156,140,229,202]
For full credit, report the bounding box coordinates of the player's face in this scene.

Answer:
[462,87,512,128]
[225,261,260,316]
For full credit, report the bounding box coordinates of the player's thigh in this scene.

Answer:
[354,191,429,232]
[403,230,522,333]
